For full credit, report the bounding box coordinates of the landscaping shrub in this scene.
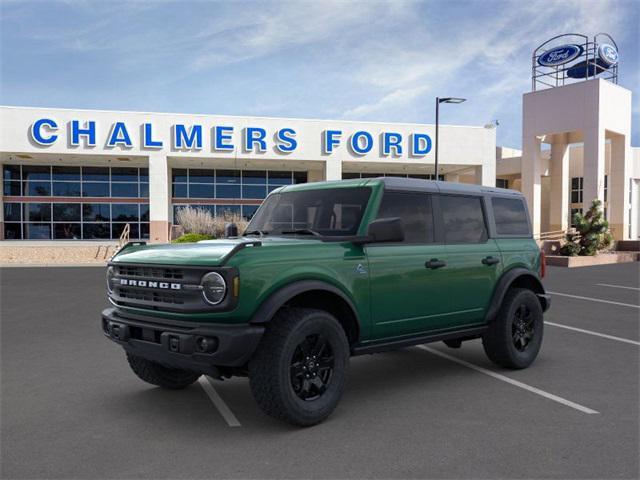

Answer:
[174,206,250,239]
[172,233,214,243]
[175,206,216,236]
[560,199,613,256]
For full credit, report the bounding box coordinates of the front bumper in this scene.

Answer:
[101,308,264,374]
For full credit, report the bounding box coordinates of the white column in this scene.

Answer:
[474,162,496,187]
[522,135,543,236]
[609,134,631,240]
[324,158,342,181]
[582,126,606,211]
[549,135,570,232]
[148,153,170,243]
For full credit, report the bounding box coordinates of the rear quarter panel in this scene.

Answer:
[495,238,540,275]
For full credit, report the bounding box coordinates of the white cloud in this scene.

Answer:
[338,0,629,121]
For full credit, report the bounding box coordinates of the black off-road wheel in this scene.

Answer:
[126,353,201,389]
[249,308,350,427]
[482,288,544,369]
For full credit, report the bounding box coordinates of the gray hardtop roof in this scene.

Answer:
[379,177,523,197]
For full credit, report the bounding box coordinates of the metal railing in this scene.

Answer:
[535,228,575,241]
[118,223,131,250]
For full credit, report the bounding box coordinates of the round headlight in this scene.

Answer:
[201,272,227,305]
[106,266,115,294]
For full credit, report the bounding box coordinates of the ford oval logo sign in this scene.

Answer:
[538,44,583,67]
[598,44,618,66]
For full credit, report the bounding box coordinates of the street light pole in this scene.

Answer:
[434,96,466,180]
[435,97,440,181]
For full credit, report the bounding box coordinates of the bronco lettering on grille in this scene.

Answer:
[119,279,181,290]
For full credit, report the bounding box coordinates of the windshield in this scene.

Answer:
[245,187,372,237]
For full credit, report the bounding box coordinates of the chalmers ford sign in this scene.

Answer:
[29,118,434,157]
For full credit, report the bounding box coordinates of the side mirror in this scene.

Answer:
[224,222,238,238]
[365,217,404,243]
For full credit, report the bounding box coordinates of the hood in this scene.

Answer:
[111,236,322,266]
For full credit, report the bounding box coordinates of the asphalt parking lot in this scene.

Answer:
[1,263,638,479]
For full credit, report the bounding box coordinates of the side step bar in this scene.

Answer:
[352,325,487,356]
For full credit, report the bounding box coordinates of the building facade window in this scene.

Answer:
[2,164,149,240]
[570,177,583,203]
[496,178,509,189]
[171,168,307,221]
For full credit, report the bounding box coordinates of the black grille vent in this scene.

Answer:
[118,287,185,305]
[115,265,184,280]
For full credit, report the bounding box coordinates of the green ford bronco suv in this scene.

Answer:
[102,177,550,426]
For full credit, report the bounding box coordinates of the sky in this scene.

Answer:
[1,0,638,149]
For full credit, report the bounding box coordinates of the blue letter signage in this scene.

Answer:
[214,126,234,151]
[382,132,403,156]
[107,122,133,148]
[275,128,297,153]
[323,130,342,154]
[350,131,373,155]
[143,123,163,148]
[30,118,58,145]
[411,133,432,156]
[244,127,267,152]
[70,120,96,147]
[173,124,203,150]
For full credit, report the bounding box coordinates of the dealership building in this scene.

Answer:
[1,34,638,244]
[0,107,496,243]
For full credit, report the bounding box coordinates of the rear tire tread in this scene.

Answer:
[482,288,543,369]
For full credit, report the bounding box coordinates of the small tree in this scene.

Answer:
[560,199,613,256]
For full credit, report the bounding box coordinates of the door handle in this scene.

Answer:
[482,256,500,266]
[425,259,447,269]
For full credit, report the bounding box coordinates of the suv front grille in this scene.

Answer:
[110,264,209,312]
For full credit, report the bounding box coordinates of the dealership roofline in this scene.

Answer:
[0,104,489,130]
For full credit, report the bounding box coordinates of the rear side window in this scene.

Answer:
[440,195,487,243]
[376,191,434,243]
[492,197,530,236]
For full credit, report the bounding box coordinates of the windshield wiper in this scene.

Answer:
[243,229,269,237]
[281,228,322,237]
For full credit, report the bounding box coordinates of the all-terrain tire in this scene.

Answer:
[249,308,350,427]
[482,288,544,369]
[126,353,201,389]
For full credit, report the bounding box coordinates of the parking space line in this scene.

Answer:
[418,346,600,415]
[596,283,640,291]
[545,321,640,346]
[198,376,241,427]
[548,291,640,309]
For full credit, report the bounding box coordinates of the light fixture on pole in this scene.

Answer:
[435,97,466,180]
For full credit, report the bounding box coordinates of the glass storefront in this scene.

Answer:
[172,168,307,220]
[3,164,149,239]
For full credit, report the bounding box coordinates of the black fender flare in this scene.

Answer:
[485,268,548,323]
[249,280,361,333]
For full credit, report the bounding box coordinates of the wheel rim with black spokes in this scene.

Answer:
[512,304,534,351]
[290,334,335,401]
